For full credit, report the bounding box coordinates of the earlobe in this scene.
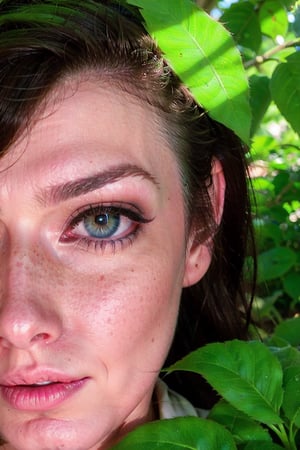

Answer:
[183,158,225,288]
[182,241,211,287]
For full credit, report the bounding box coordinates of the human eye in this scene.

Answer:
[60,202,152,252]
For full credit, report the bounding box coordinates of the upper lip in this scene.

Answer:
[0,369,81,387]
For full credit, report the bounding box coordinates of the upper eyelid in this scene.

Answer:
[65,202,153,230]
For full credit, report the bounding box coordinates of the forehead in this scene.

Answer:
[0,79,183,200]
[0,81,172,174]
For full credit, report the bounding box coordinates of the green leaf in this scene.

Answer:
[280,0,297,8]
[255,222,282,247]
[293,5,300,37]
[273,171,290,195]
[129,0,251,143]
[251,135,277,160]
[112,417,237,450]
[221,2,262,52]
[269,345,300,372]
[259,0,288,39]
[270,52,300,136]
[273,317,300,347]
[249,75,272,136]
[167,340,283,425]
[282,366,300,427]
[251,176,275,193]
[244,442,285,449]
[257,247,297,283]
[283,272,300,302]
[209,400,272,444]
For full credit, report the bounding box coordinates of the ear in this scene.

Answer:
[182,159,225,288]
[182,242,211,288]
[210,158,226,225]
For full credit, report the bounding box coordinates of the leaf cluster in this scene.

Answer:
[220,0,300,138]
[113,331,300,449]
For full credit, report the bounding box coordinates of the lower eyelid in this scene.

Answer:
[63,223,142,254]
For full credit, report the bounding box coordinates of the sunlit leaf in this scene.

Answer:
[270,52,300,136]
[167,340,283,425]
[112,417,237,450]
[128,0,251,143]
[251,177,275,192]
[259,0,288,39]
[251,135,278,159]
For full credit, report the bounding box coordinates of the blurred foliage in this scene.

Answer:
[250,108,300,333]
[220,0,300,334]
[215,0,300,332]
[130,0,300,333]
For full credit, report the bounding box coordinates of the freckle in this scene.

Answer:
[195,264,199,268]
[99,275,105,281]
[151,337,155,343]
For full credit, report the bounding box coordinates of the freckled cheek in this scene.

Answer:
[58,268,181,354]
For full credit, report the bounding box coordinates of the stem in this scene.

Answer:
[269,423,292,450]
[269,423,293,449]
[288,423,297,450]
[245,38,300,69]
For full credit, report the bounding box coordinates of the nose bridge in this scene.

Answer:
[3,225,38,299]
[0,232,62,350]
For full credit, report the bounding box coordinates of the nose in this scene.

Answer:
[0,232,63,350]
[0,297,62,350]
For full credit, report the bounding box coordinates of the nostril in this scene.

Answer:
[0,336,10,349]
[31,332,51,343]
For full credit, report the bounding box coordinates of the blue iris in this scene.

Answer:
[84,212,120,238]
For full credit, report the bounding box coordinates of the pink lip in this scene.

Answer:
[0,374,88,411]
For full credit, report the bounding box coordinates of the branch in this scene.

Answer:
[244,38,300,69]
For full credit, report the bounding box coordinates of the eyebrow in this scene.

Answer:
[37,163,159,206]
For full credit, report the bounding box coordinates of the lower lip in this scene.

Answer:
[0,378,88,411]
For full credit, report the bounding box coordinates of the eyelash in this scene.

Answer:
[60,202,153,253]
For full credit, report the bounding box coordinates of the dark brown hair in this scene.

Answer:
[0,0,256,408]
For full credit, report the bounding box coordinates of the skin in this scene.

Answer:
[0,79,212,450]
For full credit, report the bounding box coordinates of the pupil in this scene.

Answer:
[95,214,109,226]
[83,211,120,238]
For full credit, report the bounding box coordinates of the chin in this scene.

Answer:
[1,418,108,450]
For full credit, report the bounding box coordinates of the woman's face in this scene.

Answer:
[0,80,209,450]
